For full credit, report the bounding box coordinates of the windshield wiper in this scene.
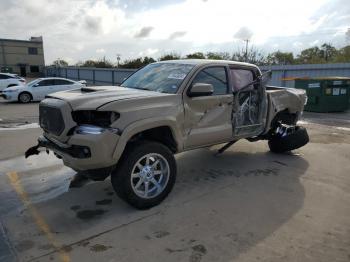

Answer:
[134,87,152,91]
[124,86,152,91]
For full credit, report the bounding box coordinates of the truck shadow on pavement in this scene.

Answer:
[4,145,309,261]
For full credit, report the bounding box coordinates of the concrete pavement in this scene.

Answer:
[0,100,349,262]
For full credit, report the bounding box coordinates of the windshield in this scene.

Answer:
[27,79,41,86]
[121,63,194,94]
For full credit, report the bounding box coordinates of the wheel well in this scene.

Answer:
[18,91,33,101]
[271,109,298,127]
[129,126,177,153]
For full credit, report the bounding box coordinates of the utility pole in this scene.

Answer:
[116,54,121,68]
[244,39,249,62]
[55,57,61,77]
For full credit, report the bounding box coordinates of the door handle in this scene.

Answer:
[219,101,233,106]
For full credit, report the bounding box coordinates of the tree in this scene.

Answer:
[232,46,266,65]
[94,58,114,68]
[296,46,323,64]
[52,59,68,67]
[296,44,338,64]
[266,51,295,65]
[143,56,156,65]
[159,53,181,61]
[120,56,156,69]
[81,60,96,67]
[80,57,113,68]
[319,43,337,62]
[186,52,205,59]
[333,45,350,63]
[206,52,230,60]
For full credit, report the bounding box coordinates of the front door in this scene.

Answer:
[183,66,233,149]
[230,68,266,137]
[31,79,55,100]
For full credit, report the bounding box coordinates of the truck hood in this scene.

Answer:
[46,86,172,110]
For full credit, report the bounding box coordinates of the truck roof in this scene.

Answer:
[157,59,259,69]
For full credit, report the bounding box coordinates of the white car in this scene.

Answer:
[2,77,86,103]
[0,73,26,92]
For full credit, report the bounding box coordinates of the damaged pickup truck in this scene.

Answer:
[26,60,309,209]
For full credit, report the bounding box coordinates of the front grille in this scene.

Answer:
[39,105,65,136]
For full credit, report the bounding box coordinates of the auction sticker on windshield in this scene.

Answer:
[168,73,186,79]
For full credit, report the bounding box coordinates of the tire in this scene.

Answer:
[18,92,32,103]
[111,140,177,209]
[268,126,309,153]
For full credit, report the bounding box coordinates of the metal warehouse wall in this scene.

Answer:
[45,66,136,85]
[260,63,350,87]
[46,63,350,87]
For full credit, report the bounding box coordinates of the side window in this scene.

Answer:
[192,67,228,95]
[28,47,38,55]
[0,74,10,79]
[230,69,254,91]
[54,79,72,85]
[37,80,54,86]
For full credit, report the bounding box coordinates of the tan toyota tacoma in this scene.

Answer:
[26,60,309,209]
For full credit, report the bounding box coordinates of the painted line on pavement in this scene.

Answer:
[6,171,70,262]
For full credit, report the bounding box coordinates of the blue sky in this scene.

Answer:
[0,0,349,64]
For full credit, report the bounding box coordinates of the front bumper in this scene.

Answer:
[1,92,17,101]
[26,130,120,171]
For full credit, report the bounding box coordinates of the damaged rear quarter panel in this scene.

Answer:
[264,88,306,133]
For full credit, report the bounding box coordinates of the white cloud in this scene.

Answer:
[138,48,159,56]
[0,0,347,64]
[234,27,253,41]
[96,48,106,53]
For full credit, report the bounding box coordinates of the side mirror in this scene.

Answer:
[188,83,214,97]
[33,83,39,87]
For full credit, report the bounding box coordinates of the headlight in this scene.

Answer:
[75,125,106,135]
[74,125,120,135]
[72,110,120,127]
[3,89,18,93]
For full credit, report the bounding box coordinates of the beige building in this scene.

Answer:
[0,36,45,77]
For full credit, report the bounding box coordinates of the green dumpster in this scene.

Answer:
[290,77,350,112]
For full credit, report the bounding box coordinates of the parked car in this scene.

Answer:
[26,60,309,209]
[2,77,86,103]
[0,73,25,92]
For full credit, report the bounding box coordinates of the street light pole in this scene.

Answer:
[116,54,121,68]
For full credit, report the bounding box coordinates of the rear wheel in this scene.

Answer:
[111,140,176,209]
[268,125,309,153]
[18,92,32,103]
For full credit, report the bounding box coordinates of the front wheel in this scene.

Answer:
[18,92,32,103]
[111,141,176,209]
